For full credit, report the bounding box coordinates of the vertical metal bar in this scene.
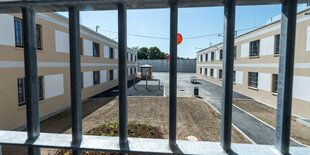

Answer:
[69,6,82,155]
[22,7,41,155]
[118,2,128,148]
[220,0,235,153]
[275,0,297,154]
[169,0,178,148]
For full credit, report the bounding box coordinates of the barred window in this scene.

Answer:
[93,71,100,85]
[234,46,237,59]
[109,47,114,59]
[211,52,214,61]
[36,24,42,50]
[210,69,214,77]
[220,50,223,60]
[205,54,208,61]
[272,74,278,93]
[109,70,114,81]
[130,68,133,75]
[14,18,42,49]
[248,72,258,88]
[200,55,202,61]
[38,76,44,101]
[219,69,222,79]
[274,34,280,54]
[17,76,44,107]
[205,68,207,76]
[93,42,100,57]
[200,68,202,74]
[249,40,259,57]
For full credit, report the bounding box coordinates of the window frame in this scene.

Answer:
[220,50,223,60]
[93,42,100,57]
[249,40,260,57]
[248,72,258,88]
[17,78,26,107]
[109,47,114,59]
[200,68,202,74]
[205,53,208,61]
[219,69,222,79]
[272,74,278,94]
[93,71,100,85]
[210,68,214,77]
[274,34,280,55]
[109,70,114,81]
[211,52,214,61]
[204,68,207,76]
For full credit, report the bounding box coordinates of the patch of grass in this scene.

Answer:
[56,122,163,155]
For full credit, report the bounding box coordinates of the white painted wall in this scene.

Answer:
[83,71,93,88]
[216,51,220,60]
[260,36,274,55]
[258,73,271,92]
[0,14,15,46]
[208,53,211,61]
[55,30,69,53]
[307,26,310,51]
[100,70,107,83]
[113,69,118,80]
[83,39,93,56]
[214,69,217,78]
[241,43,249,57]
[236,71,243,85]
[104,45,109,58]
[293,76,310,102]
[44,74,64,99]
[115,49,118,59]
[201,68,205,75]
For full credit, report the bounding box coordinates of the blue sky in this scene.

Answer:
[59,4,307,58]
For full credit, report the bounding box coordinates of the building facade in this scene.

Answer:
[196,8,310,119]
[0,12,137,130]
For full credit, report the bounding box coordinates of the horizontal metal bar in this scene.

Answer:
[0,0,308,13]
[0,130,309,154]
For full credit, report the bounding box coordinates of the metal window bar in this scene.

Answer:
[0,0,309,155]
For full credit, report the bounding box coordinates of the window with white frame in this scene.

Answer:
[210,69,214,77]
[93,71,100,85]
[93,42,100,57]
[248,72,258,88]
[17,76,44,107]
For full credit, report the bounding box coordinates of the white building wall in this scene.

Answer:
[241,43,249,57]
[208,53,211,61]
[55,30,69,53]
[113,69,118,80]
[0,14,15,46]
[293,76,310,102]
[260,36,275,55]
[44,74,64,99]
[214,69,217,78]
[83,39,93,56]
[258,73,271,92]
[104,45,109,58]
[216,51,220,60]
[236,71,243,85]
[306,26,310,51]
[83,71,93,88]
[100,70,107,83]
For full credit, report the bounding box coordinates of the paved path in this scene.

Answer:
[150,72,300,146]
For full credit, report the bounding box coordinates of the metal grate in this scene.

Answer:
[0,0,309,155]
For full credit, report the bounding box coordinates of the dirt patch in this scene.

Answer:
[233,99,310,146]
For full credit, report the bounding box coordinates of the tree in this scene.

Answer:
[137,47,148,59]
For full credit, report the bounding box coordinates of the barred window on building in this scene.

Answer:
[211,52,214,61]
[17,76,44,107]
[249,40,260,57]
[272,74,278,93]
[93,71,100,85]
[210,68,214,77]
[205,68,208,76]
[93,42,100,57]
[109,70,114,81]
[219,69,222,79]
[205,53,208,61]
[14,18,42,49]
[220,50,223,60]
[274,34,280,54]
[248,72,258,88]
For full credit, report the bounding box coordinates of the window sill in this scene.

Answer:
[248,86,258,91]
[272,92,278,96]
[249,56,259,59]
[273,54,279,57]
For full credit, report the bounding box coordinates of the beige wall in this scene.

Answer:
[0,13,137,130]
[196,9,310,118]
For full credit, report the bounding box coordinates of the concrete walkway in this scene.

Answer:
[150,72,300,146]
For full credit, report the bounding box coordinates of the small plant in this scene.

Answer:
[101,133,106,136]
[142,124,147,129]
[132,133,135,136]
[137,129,141,135]
[148,126,152,130]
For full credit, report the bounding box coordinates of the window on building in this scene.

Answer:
[211,52,214,61]
[130,68,133,75]
[130,54,133,62]
[274,34,280,55]
[17,76,44,107]
[249,40,260,57]
[134,68,137,73]
[93,71,100,85]
[233,71,236,83]
[234,46,237,59]
[210,69,214,77]
[272,74,278,93]
[219,69,222,79]
[109,70,114,81]
[205,54,208,61]
[205,68,207,76]
[81,72,83,88]
[14,18,42,50]
[93,42,100,57]
[248,72,258,88]
[109,47,114,59]
[220,50,223,60]
[200,55,202,62]
[200,68,202,74]
[80,38,83,55]
[135,55,137,61]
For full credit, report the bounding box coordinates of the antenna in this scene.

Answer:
[96,25,100,32]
